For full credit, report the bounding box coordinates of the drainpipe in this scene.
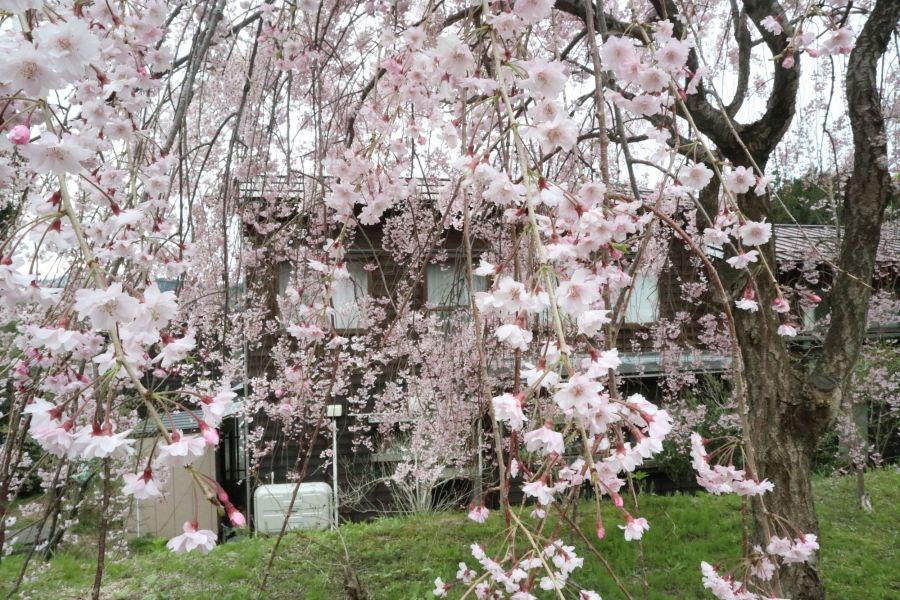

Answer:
[326,404,343,529]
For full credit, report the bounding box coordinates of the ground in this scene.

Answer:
[0,470,896,599]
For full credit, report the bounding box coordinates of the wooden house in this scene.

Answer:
[199,178,900,531]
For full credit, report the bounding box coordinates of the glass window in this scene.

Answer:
[625,273,659,323]
[426,262,486,307]
[279,261,369,330]
[331,263,369,329]
[277,262,292,294]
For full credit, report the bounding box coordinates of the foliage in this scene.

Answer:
[655,376,741,483]
[0,1,896,598]
[0,471,896,599]
[768,174,836,225]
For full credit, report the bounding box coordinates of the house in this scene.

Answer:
[148,176,898,535]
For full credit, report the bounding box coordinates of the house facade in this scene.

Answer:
[200,179,900,532]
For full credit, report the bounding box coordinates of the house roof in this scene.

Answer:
[773,224,899,265]
[132,391,245,438]
[132,409,205,437]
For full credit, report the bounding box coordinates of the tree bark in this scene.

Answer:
[733,2,899,598]
[567,1,897,598]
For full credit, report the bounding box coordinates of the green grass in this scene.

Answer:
[0,470,896,599]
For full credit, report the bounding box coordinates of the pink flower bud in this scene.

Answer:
[781,55,795,69]
[7,125,30,145]
[200,423,219,446]
[226,503,246,528]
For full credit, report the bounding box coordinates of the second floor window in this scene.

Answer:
[331,263,369,329]
[624,273,659,324]
[426,262,487,308]
[277,261,369,330]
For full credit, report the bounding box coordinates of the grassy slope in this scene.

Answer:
[0,470,896,599]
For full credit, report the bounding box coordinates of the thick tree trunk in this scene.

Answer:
[733,272,830,599]
[732,4,900,598]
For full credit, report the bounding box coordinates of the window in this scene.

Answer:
[426,262,486,308]
[277,262,292,295]
[277,261,369,330]
[624,273,659,324]
[330,263,369,329]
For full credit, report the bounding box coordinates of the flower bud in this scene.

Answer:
[200,423,219,446]
[7,125,30,145]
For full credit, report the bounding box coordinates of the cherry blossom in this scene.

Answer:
[201,390,236,427]
[723,166,756,195]
[577,309,612,336]
[761,16,783,36]
[726,251,759,269]
[514,0,554,25]
[556,269,601,317]
[166,521,217,554]
[492,393,526,431]
[73,283,141,331]
[619,514,650,541]
[737,220,772,247]
[495,322,533,351]
[7,125,29,145]
[521,59,567,99]
[156,431,206,468]
[467,504,490,524]
[122,469,163,500]
[19,133,92,174]
[522,480,557,505]
[523,425,565,456]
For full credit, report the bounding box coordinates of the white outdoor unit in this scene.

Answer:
[253,482,332,533]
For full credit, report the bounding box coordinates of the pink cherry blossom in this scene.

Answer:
[723,166,756,194]
[492,393,526,431]
[122,469,162,500]
[556,269,600,316]
[156,431,206,468]
[166,521,216,554]
[577,309,611,336]
[514,0,554,25]
[73,283,141,331]
[737,219,772,246]
[619,514,650,541]
[771,297,790,313]
[200,422,219,446]
[19,133,92,174]
[522,480,556,505]
[726,251,759,269]
[761,16,783,35]
[521,59,567,99]
[656,39,690,73]
[495,322,532,351]
[778,324,798,337]
[201,389,236,427]
[524,425,565,455]
[432,577,450,597]
[467,504,490,524]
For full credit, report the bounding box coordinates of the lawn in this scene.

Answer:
[0,469,896,599]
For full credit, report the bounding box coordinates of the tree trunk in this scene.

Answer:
[734,3,900,597]
[733,274,830,599]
